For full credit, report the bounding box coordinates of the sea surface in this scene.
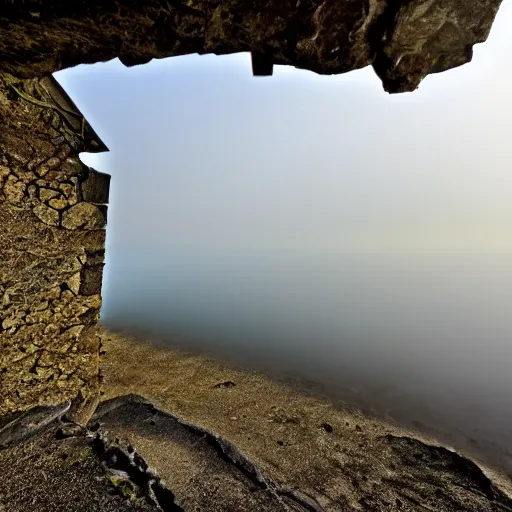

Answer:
[101,248,512,470]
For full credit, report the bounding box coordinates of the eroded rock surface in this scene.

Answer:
[93,395,512,511]
[0,0,504,92]
[0,411,156,512]
[1,394,511,511]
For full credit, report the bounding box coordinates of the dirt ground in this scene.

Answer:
[94,328,512,510]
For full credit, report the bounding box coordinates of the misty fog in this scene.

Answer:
[56,2,512,468]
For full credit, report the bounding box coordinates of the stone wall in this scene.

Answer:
[0,73,109,417]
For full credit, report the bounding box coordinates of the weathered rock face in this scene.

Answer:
[0,74,109,416]
[0,0,504,92]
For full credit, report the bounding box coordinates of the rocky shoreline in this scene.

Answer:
[1,330,511,511]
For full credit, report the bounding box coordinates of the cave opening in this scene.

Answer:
[47,18,512,472]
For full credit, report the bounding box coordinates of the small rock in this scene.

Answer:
[0,164,11,179]
[16,170,36,184]
[50,112,60,130]
[39,188,60,202]
[44,323,59,336]
[61,203,106,230]
[27,156,45,171]
[2,291,10,308]
[59,182,78,205]
[3,175,25,203]
[2,315,23,330]
[60,157,82,176]
[45,170,63,182]
[47,286,61,300]
[59,290,75,303]
[46,157,61,169]
[214,381,236,389]
[36,164,50,177]
[33,203,60,227]
[55,424,86,439]
[27,184,38,199]
[48,127,60,138]
[320,423,334,433]
[33,300,49,312]
[57,144,72,159]
[51,136,65,146]
[48,196,69,210]
[66,272,81,295]
[61,325,85,340]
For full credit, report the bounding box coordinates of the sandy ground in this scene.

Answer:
[95,328,512,510]
[2,327,512,511]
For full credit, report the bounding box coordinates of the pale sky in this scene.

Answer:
[55,3,512,261]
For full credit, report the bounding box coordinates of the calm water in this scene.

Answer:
[101,248,512,470]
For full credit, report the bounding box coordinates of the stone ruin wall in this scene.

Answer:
[0,73,109,417]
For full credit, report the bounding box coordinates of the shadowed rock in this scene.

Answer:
[0,0,505,92]
[0,401,70,448]
[91,394,322,511]
[90,394,512,511]
[1,394,511,510]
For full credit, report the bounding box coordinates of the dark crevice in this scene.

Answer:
[213,380,236,389]
[383,435,499,502]
[28,351,42,374]
[91,432,184,511]
[278,489,326,512]
[203,434,268,489]
[367,0,406,92]
[151,482,183,512]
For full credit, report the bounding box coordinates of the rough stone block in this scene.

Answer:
[79,265,104,296]
[80,169,110,204]
[62,203,106,230]
[33,203,60,227]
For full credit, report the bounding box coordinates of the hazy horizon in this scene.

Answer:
[55,3,512,468]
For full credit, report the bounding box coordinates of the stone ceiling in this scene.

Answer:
[0,0,504,93]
